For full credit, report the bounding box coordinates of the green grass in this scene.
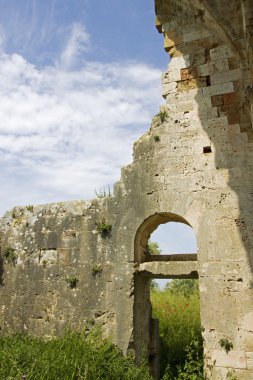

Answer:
[151,281,204,379]
[0,280,204,380]
[0,330,152,380]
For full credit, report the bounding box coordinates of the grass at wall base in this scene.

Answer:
[0,329,152,380]
[0,280,203,379]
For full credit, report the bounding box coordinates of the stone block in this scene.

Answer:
[183,29,213,43]
[223,92,241,105]
[164,34,177,51]
[210,46,234,61]
[211,69,242,85]
[180,67,197,80]
[202,82,234,97]
[247,352,253,369]
[211,95,224,107]
[162,81,177,97]
[137,261,198,278]
[166,88,198,104]
[207,116,228,129]
[169,55,191,70]
[166,101,195,114]
[165,67,181,82]
[211,350,247,369]
[177,79,198,92]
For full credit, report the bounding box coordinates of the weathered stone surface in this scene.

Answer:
[211,350,247,369]
[155,1,253,378]
[137,261,198,278]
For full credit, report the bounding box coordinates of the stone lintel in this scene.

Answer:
[146,253,197,262]
[137,261,198,279]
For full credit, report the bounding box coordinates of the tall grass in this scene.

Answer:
[151,280,204,379]
[0,280,204,380]
[0,329,152,380]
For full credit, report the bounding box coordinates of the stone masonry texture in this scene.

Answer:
[0,1,253,379]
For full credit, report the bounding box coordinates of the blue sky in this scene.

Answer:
[0,0,168,216]
[0,1,197,261]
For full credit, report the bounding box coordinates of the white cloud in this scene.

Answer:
[0,26,5,51]
[60,22,90,69]
[0,48,163,216]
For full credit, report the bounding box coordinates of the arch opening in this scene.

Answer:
[134,213,202,379]
[134,212,198,263]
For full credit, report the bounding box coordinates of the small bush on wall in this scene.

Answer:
[3,246,17,264]
[96,218,112,238]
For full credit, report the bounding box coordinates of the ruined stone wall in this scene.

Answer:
[155,1,253,378]
[0,1,253,379]
[0,199,135,352]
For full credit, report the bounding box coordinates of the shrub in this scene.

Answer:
[175,338,204,380]
[158,110,168,123]
[165,279,199,297]
[219,338,233,353]
[96,218,112,237]
[65,276,79,289]
[3,246,17,264]
[92,264,103,275]
[26,205,34,212]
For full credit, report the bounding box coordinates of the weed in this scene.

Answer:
[226,369,237,380]
[26,205,34,212]
[92,264,103,275]
[96,218,112,237]
[11,208,24,225]
[154,135,160,142]
[3,246,17,264]
[42,260,47,268]
[175,337,204,380]
[219,338,233,353]
[65,276,79,289]
[95,185,111,198]
[158,110,169,123]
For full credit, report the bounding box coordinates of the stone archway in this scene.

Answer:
[133,212,198,379]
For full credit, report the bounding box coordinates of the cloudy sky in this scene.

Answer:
[0,0,197,258]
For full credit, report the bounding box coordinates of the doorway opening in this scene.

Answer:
[134,212,203,379]
[150,278,203,379]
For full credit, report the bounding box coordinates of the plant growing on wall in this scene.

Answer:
[65,276,79,289]
[95,186,111,198]
[95,218,112,238]
[154,135,160,142]
[226,370,237,380]
[3,246,17,264]
[158,110,168,123]
[26,205,34,212]
[219,338,233,353]
[92,264,103,276]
